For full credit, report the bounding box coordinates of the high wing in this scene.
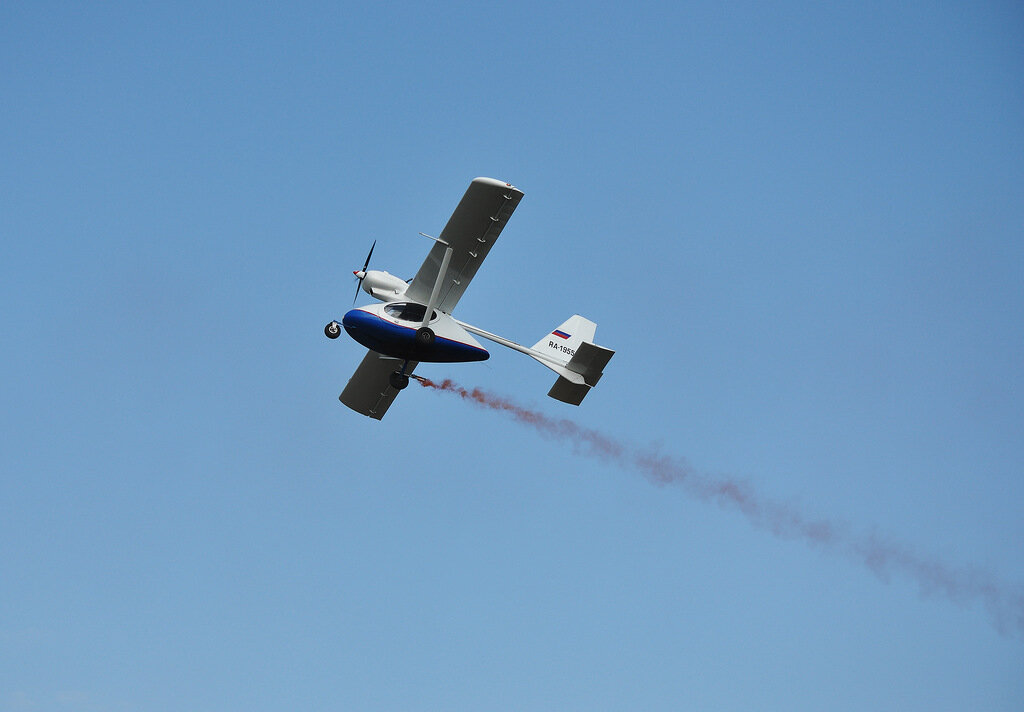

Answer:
[404,177,524,315]
[339,351,419,420]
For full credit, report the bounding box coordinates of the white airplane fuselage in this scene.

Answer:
[342,301,489,363]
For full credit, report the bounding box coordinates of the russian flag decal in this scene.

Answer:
[552,329,571,339]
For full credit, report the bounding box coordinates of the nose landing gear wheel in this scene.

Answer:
[324,321,341,339]
[415,327,434,348]
[389,372,410,390]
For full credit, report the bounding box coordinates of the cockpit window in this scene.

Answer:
[384,302,437,323]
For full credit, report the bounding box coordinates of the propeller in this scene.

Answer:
[352,240,375,303]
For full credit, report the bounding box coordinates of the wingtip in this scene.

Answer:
[472,176,520,192]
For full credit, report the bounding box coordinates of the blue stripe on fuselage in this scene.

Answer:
[342,309,489,363]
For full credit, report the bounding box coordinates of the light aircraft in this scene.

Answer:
[325,177,614,420]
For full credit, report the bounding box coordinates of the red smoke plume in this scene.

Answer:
[418,377,1024,637]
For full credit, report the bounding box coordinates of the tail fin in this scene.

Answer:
[531,315,597,366]
[531,315,614,405]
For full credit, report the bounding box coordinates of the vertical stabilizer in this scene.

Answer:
[531,315,596,366]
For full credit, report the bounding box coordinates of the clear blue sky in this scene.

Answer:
[2,1,1022,710]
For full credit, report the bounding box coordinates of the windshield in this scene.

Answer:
[384,302,437,323]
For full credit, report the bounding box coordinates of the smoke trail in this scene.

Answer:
[418,377,1024,637]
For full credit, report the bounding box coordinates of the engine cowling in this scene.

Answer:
[354,269,408,302]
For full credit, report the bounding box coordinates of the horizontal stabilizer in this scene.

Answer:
[565,342,614,387]
[547,341,615,405]
[548,376,591,406]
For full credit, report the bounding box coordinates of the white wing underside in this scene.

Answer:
[404,177,524,315]
[339,351,419,420]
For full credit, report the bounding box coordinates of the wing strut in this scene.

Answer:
[422,244,454,328]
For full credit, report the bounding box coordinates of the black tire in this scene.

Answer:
[324,321,341,339]
[389,372,409,390]
[415,327,434,348]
